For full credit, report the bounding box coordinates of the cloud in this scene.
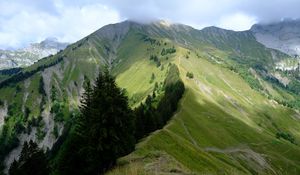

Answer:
[99,0,238,25]
[99,0,300,28]
[0,1,121,49]
[218,13,257,31]
[1,0,300,49]
[239,0,300,23]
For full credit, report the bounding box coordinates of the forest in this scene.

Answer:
[8,64,185,175]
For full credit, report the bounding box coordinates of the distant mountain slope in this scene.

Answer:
[109,43,300,175]
[251,19,300,57]
[0,38,68,70]
[1,20,300,174]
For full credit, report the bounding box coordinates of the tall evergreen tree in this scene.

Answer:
[9,140,49,175]
[58,70,135,174]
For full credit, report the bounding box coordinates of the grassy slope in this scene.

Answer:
[114,30,175,106]
[108,45,300,175]
[1,22,300,174]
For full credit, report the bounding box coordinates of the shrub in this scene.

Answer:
[186,72,194,79]
[276,131,296,144]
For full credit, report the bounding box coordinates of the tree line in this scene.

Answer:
[135,64,184,139]
[7,64,185,175]
[0,56,64,89]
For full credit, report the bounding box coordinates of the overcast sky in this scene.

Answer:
[1,0,300,49]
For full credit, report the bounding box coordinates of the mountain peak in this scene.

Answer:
[152,20,173,27]
[39,37,68,49]
[0,37,69,70]
[42,37,59,43]
[251,19,300,56]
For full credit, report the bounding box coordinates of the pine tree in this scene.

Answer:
[82,70,135,173]
[58,70,135,174]
[9,140,49,175]
[51,85,57,102]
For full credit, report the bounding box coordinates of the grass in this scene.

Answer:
[1,22,300,174]
[108,44,300,174]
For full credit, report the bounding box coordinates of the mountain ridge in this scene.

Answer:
[1,20,300,174]
[251,19,300,56]
[0,38,69,70]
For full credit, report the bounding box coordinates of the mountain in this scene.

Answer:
[0,38,69,70]
[1,20,300,174]
[251,19,300,57]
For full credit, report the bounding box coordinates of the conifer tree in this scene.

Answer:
[58,70,135,174]
[9,140,49,175]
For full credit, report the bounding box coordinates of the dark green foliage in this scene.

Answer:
[9,140,49,175]
[0,126,19,170]
[24,107,30,121]
[134,64,185,140]
[39,76,47,111]
[161,47,176,56]
[287,80,300,94]
[48,118,73,161]
[82,75,90,90]
[158,65,185,123]
[0,68,22,76]
[265,75,285,88]
[150,73,156,84]
[71,42,84,51]
[161,48,166,56]
[156,60,161,67]
[56,71,135,174]
[36,122,46,141]
[276,131,296,144]
[260,69,300,108]
[28,116,43,128]
[38,76,46,96]
[150,55,161,67]
[0,102,26,170]
[0,56,64,89]
[154,82,159,91]
[164,64,182,86]
[141,35,159,45]
[16,85,21,93]
[150,55,158,62]
[51,85,57,102]
[52,124,59,138]
[7,103,16,116]
[186,72,194,79]
[14,122,25,135]
[50,102,65,122]
[229,65,263,91]
[134,98,159,139]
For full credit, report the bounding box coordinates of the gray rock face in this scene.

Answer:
[251,19,300,56]
[0,38,69,70]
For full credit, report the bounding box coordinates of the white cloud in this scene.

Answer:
[1,0,300,49]
[218,13,257,31]
[54,4,121,42]
[0,2,121,49]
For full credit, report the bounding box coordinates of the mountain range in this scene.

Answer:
[1,19,300,174]
[0,38,68,70]
[251,19,300,57]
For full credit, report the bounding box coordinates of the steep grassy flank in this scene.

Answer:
[1,20,299,174]
[108,46,300,175]
[114,30,176,106]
